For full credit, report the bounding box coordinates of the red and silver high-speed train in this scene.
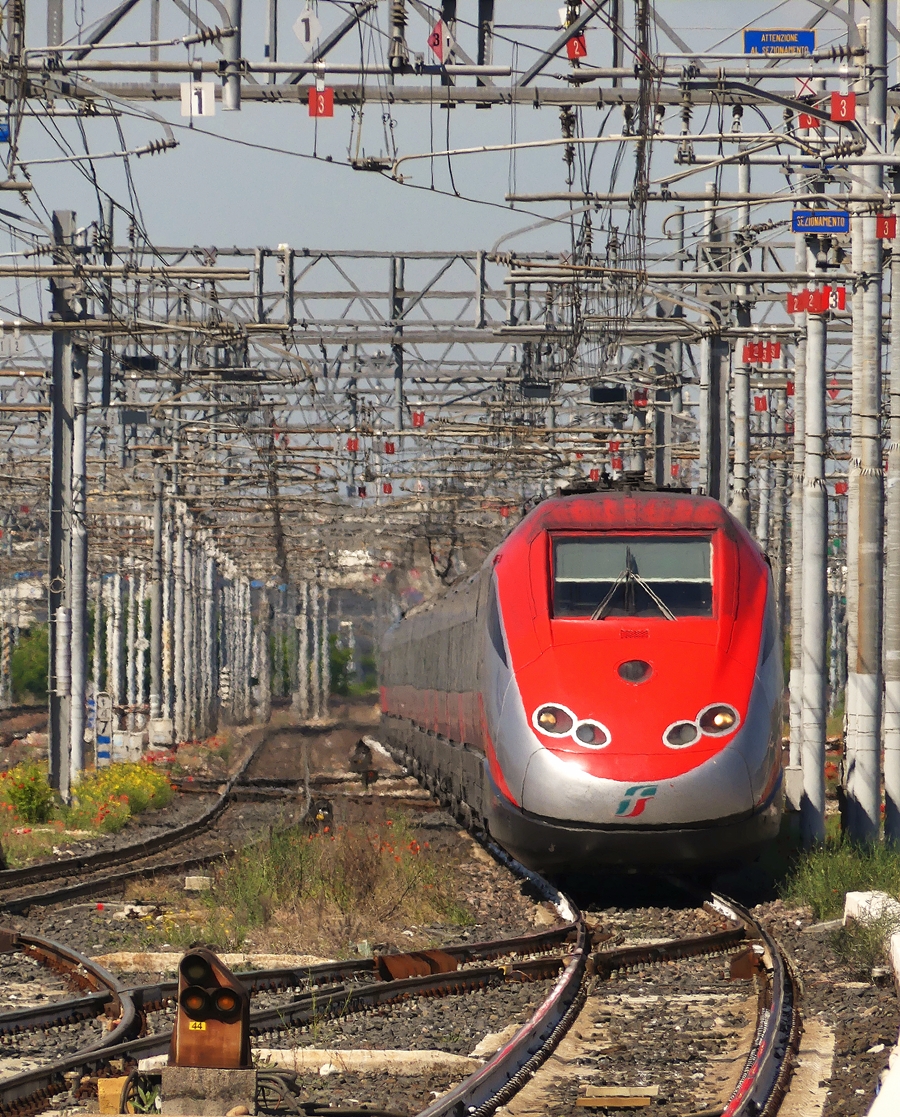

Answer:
[379,488,784,871]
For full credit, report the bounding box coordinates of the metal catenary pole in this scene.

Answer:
[295,579,309,718]
[173,517,186,742]
[48,211,76,798]
[885,186,900,843]
[847,5,887,842]
[788,238,808,786]
[800,275,828,846]
[732,160,751,528]
[68,340,88,787]
[310,581,321,719]
[149,474,163,725]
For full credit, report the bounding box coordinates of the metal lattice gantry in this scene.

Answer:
[0,2,897,851]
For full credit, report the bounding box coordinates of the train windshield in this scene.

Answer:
[552,535,713,619]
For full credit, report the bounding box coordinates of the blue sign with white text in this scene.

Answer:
[792,210,850,235]
[744,29,816,56]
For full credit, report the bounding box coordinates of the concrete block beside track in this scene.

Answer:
[843,891,900,1117]
[93,951,331,972]
[160,1067,257,1116]
[142,1050,482,1077]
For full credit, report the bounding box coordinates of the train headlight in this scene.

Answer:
[533,705,574,735]
[664,720,699,749]
[698,703,740,736]
[573,720,611,749]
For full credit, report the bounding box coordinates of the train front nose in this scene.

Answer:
[516,737,757,826]
[505,637,761,826]
[486,667,776,871]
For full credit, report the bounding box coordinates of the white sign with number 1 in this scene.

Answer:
[180,81,216,117]
[294,6,321,47]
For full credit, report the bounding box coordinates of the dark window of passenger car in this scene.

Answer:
[552,535,713,618]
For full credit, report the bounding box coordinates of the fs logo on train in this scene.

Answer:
[616,785,658,818]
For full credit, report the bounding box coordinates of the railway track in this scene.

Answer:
[0,723,382,914]
[0,722,800,1117]
[0,730,267,915]
[0,863,798,1117]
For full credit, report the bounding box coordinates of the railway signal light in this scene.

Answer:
[170,949,251,1069]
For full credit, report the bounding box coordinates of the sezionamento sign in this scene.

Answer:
[744,29,816,56]
[791,210,850,234]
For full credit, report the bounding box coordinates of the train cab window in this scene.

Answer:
[552,535,713,619]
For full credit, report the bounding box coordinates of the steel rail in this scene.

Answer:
[0,925,577,1037]
[0,929,140,1111]
[0,897,797,1117]
[0,734,798,1117]
[710,892,801,1117]
[414,840,587,1117]
[0,731,266,908]
[0,945,575,1117]
[380,730,801,1117]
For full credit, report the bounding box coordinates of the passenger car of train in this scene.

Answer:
[379,488,783,871]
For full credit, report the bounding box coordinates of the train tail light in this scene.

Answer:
[169,949,251,1069]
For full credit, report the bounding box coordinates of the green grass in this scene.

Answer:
[199,813,473,953]
[831,910,900,979]
[781,837,900,920]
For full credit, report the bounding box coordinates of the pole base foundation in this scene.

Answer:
[160,1067,257,1116]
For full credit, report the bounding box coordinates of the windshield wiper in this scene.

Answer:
[589,546,677,621]
[590,567,629,620]
[629,569,677,621]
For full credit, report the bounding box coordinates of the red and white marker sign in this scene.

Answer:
[878,214,897,240]
[787,286,846,314]
[309,87,334,117]
[742,341,782,364]
[830,91,856,122]
[566,34,587,60]
[428,20,450,61]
